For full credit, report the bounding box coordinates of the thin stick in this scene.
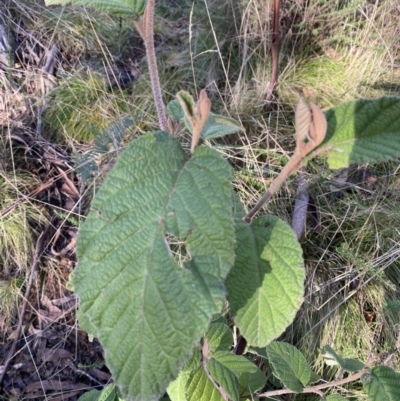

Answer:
[266,0,280,104]
[0,226,50,385]
[134,1,168,131]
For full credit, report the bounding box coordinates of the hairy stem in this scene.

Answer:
[244,152,303,223]
[134,0,168,131]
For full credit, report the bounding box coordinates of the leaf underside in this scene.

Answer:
[72,132,235,401]
[315,96,400,169]
[226,205,305,347]
[44,0,146,16]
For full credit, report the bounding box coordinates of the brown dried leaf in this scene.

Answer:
[41,348,73,362]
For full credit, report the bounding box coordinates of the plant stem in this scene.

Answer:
[134,0,168,131]
[244,152,302,223]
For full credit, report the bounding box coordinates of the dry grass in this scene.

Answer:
[1,0,400,399]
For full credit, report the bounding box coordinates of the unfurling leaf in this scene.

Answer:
[309,102,327,146]
[167,95,244,143]
[191,90,212,153]
[295,97,312,144]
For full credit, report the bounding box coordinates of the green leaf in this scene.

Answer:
[207,358,239,401]
[309,371,321,384]
[212,351,257,378]
[44,0,146,16]
[237,366,266,397]
[226,214,305,347]
[72,132,235,401]
[321,345,364,372]
[326,395,348,401]
[362,366,400,401]
[265,342,313,393]
[204,323,233,353]
[98,385,119,401]
[199,114,244,140]
[313,97,400,169]
[167,99,185,122]
[78,390,102,401]
[167,370,190,401]
[186,367,225,401]
[166,99,243,139]
[167,350,201,401]
[78,386,122,401]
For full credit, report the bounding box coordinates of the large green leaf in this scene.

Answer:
[72,132,235,401]
[226,211,305,347]
[265,342,313,393]
[312,97,400,169]
[362,366,400,401]
[44,0,146,16]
